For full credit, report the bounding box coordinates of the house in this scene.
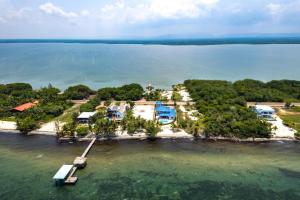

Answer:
[107,105,128,121]
[252,105,275,120]
[12,102,37,112]
[155,101,176,124]
[77,112,96,123]
[53,165,75,186]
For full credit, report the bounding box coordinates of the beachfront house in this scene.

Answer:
[77,112,96,123]
[107,105,128,121]
[155,101,176,124]
[252,105,275,120]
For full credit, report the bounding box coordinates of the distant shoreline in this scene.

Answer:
[1,37,300,45]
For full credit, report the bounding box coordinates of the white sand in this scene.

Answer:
[0,121,16,130]
[269,116,296,138]
[133,105,155,120]
[37,121,59,134]
[178,90,192,102]
[157,125,192,138]
[179,105,187,113]
[115,125,192,139]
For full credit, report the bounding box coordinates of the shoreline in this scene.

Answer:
[0,129,297,143]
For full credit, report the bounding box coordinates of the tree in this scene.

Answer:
[127,101,135,108]
[284,99,293,109]
[76,124,90,137]
[37,87,61,103]
[16,117,40,135]
[186,119,204,138]
[97,84,144,101]
[120,110,143,135]
[184,80,273,139]
[94,118,117,139]
[172,91,182,102]
[144,120,161,139]
[170,122,180,132]
[64,84,94,100]
[61,122,76,137]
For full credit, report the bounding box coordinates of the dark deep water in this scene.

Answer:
[0,133,299,199]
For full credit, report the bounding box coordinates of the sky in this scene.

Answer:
[0,0,300,38]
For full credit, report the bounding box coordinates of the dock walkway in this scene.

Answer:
[54,137,97,185]
[81,138,96,158]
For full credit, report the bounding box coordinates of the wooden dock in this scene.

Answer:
[81,138,96,158]
[54,138,97,186]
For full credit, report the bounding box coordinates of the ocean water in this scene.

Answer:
[0,43,300,89]
[0,133,299,200]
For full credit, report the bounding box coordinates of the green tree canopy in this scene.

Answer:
[64,84,94,100]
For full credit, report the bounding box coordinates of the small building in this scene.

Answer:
[53,165,74,186]
[155,101,176,124]
[12,102,37,112]
[77,112,96,123]
[107,105,128,121]
[253,105,275,120]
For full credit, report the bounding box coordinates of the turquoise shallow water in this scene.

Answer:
[0,133,299,199]
[0,44,300,89]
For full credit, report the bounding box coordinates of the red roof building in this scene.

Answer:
[12,102,37,112]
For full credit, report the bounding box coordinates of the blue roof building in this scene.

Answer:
[107,105,128,121]
[155,101,176,124]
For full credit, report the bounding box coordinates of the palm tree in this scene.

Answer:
[145,120,161,140]
[171,122,180,132]
[94,118,117,139]
[186,119,204,138]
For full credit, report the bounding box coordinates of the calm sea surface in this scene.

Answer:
[0,133,299,199]
[0,43,300,89]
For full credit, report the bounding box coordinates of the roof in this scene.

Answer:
[254,105,275,112]
[107,105,127,113]
[53,165,73,180]
[156,106,174,112]
[156,101,163,105]
[156,105,176,117]
[77,112,96,119]
[13,102,36,112]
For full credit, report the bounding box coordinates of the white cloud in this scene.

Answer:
[0,17,7,23]
[99,0,219,23]
[150,0,218,19]
[8,7,32,19]
[39,2,78,18]
[267,3,282,16]
[80,10,90,17]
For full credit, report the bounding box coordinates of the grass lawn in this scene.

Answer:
[0,116,16,122]
[55,104,80,123]
[278,114,300,133]
[286,106,300,113]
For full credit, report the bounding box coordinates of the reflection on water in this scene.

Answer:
[0,133,299,199]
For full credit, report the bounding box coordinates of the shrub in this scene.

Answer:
[16,117,40,135]
[76,125,90,137]
[295,132,300,139]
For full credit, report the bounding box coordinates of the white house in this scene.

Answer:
[253,105,275,120]
[77,112,96,123]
